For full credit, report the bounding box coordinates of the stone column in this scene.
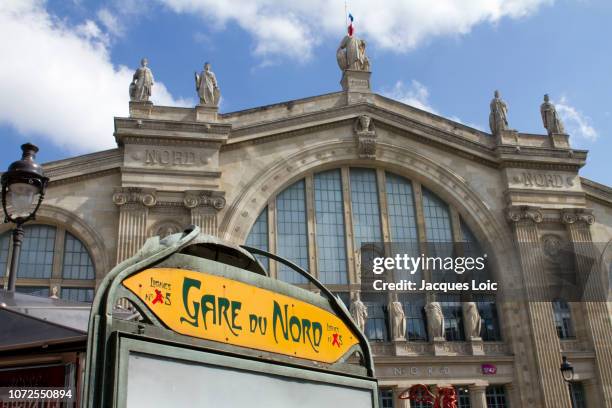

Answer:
[394,386,411,408]
[468,384,488,408]
[507,206,571,408]
[113,188,156,263]
[504,383,520,408]
[562,209,612,407]
[184,190,226,237]
[583,379,601,408]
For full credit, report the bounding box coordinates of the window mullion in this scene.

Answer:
[51,227,65,295]
[341,167,357,286]
[267,199,277,279]
[305,174,318,281]
[412,182,433,302]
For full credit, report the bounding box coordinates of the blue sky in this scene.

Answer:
[0,0,610,185]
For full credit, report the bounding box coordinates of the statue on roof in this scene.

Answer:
[540,94,565,135]
[129,58,154,102]
[489,90,509,136]
[336,15,370,72]
[195,62,221,107]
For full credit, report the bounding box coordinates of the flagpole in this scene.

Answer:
[344,0,348,29]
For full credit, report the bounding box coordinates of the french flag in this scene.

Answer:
[348,13,354,36]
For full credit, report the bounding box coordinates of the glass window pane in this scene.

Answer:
[386,173,418,243]
[61,287,94,303]
[276,180,309,283]
[314,170,347,284]
[350,168,382,252]
[438,294,465,341]
[361,292,388,341]
[485,386,508,408]
[422,188,452,243]
[569,382,586,408]
[474,294,501,341]
[455,386,471,408]
[552,299,575,339]
[398,294,427,341]
[0,232,10,277]
[379,388,394,408]
[17,225,56,279]
[245,207,269,271]
[16,286,50,298]
[62,232,95,279]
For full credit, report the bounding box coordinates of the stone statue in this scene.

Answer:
[388,294,406,341]
[195,62,220,106]
[129,58,154,102]
[425,302,445,340]
[540,94,565,135]
[49,286,59,299]
[337,35,370,72]
[489,90,509,135]
[350,292,368,333]
[462,302,482,339]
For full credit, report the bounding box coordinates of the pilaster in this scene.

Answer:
[113,187,156,263]
[562,209,612,407]
[467,383,488,408]
[507,205,572,408]
[183,190,226,236]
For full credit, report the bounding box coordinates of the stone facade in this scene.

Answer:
[2,68,612,407]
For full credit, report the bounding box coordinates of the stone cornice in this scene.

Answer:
[42,148,123,181]
[581,177,612,206]
[225,103,501,168]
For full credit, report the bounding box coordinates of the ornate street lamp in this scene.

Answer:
[560,356,575,383]
[1,143,48,292]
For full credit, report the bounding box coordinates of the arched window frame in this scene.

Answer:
[0,223,97,302]
[245,166,500,342]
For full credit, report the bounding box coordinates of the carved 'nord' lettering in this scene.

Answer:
[143,149,197,166]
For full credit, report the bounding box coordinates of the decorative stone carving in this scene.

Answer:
[350,292,368,333]
[388,294,407,341]
[49,286,59,300]
[489,90,509,136]
[142,193,157,207]
[462,302,482,339]
[507,206,543,224]
[540,94,565,135]
[183,190,226,211]
[425,302,445,340]
[561,210,595,225]
[129,58,154,102]
[195,62,220,107]
[150,220,182,238]
[354,115,377,159]
[112,187,157,208]
[542,234,563,259]
[337,34,370,72]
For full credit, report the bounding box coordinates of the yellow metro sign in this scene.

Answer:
[123,268,359,364]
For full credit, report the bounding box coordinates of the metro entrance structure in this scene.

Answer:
[82,227,379,407]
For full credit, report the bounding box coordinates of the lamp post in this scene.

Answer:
[560,356,576,407]
[1,143,48,292]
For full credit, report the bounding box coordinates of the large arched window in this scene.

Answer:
[245,167,499,342]
[0,224,96,302]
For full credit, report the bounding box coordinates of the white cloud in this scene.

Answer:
[157,0,553,62]
[555,96,598,142]
[0,1,190,154]
[97,8,124,37]
[384,80,485,131]
[383,80,438,114]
